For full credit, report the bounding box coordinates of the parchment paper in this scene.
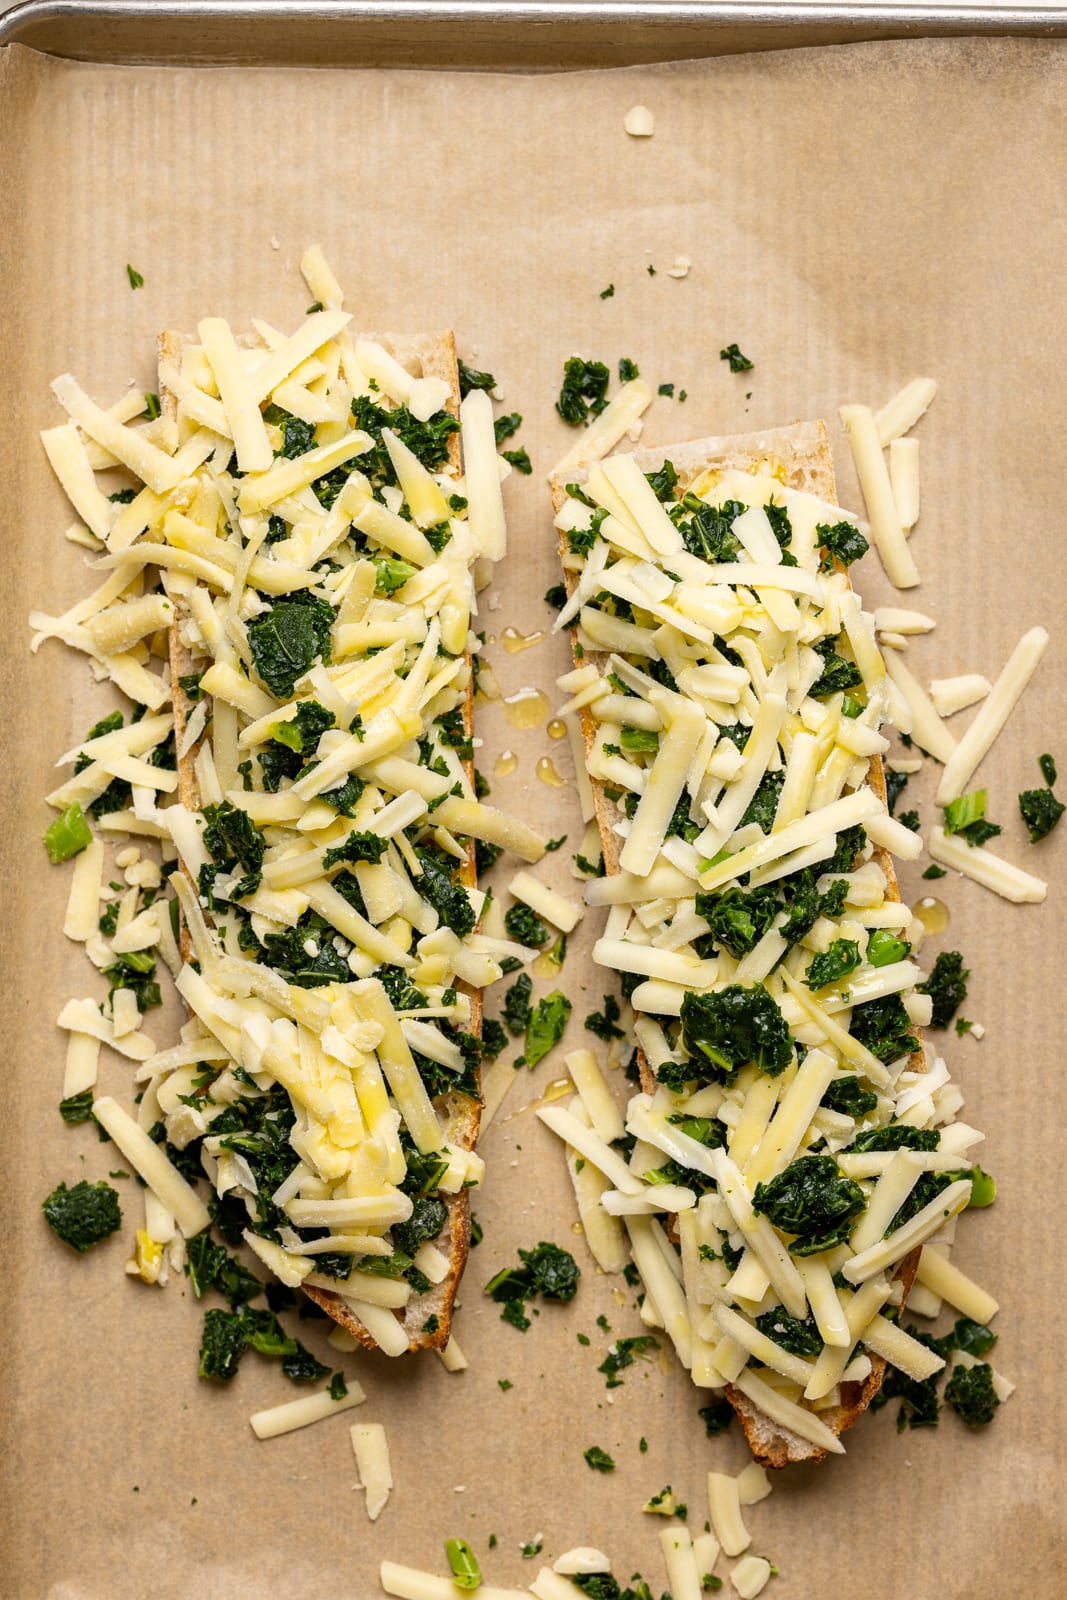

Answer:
[1,34,1064,1600]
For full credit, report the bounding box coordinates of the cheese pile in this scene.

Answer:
[541,444,1002,1455]
[34,251,546,1353]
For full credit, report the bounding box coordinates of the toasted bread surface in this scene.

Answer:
[162,327,480,1354]
[552,420,921,1463]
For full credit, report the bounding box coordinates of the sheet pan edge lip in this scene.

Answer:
[3,0,1067,59]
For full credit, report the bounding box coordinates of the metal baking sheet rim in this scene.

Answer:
[1,0,1066,70]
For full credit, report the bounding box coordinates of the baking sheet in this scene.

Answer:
[1,32,1065,1599]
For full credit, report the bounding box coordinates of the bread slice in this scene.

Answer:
[552,420,921,1464]
[162,327,480,1354]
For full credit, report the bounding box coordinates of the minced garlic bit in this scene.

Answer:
[624,104,655,138]
[542,430,998,1456]
[36,253,546,1358]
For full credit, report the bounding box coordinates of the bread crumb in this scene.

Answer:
[624,105,655,138]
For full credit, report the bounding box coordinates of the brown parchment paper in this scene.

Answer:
[1,34,1065,1600]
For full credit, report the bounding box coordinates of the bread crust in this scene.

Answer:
[551,420,921,1463]
[162,326,480,1354]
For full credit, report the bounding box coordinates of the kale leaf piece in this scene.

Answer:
[458,359,497,398]
[810,635,863,699]
[597,1334,659,1389]
[697,1397,734,1435]
[502,973,533,1036]
[817,519,869,572]
[752,1154,866,1246]
[504,903,550,948]
[849,993,919,1063]
[198,1308,248,1382]
[678,498,746,563]
[944,1362,1000,1426]
[42,1179,122,1252]
[209,1084,299,1237]
[525,990,571,1068]
[415,847,476,938]
[849,1125,940,1154]
[820,1075,879,1120]
[351,395,459,488]
[873,1325,946,1430]
[258,910,352,988]
[247,592,334,699]
[695,886,781,958]
[202,800,266,873]
[720,343,754,372]
[755,1308,823,1357]
[1019,786,1065,842]
[322,830,389,868]
[585,994,626,1041]
[557,357,611,425]
[805,938,862,990]
[917,950,969,1029]
[680,984,792,1082]
[486,1240,580,1328]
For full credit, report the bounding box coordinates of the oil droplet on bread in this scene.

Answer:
[502,626,546,654]
[547,718,567,740]
[503,687,550,729]
[915,897,950,935]
[494,749,519,777]
[536,757,566,787]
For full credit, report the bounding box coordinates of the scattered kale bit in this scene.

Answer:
[851,1124,940,1154]
[897,809,921,833]
[1019,786,1065,843]
[103,949,162,1013]
[475,839,502,876]
[805,938,862,991]
[810,635,863,699]
[59,1090,95,1125]
[720,342,753,372]
[955,1016,974,1037]
[575,851,605,878]
[351,395,459,486]
[500,1300,531,1331]
[544,583,568,610]
[752,1155,866,1244]
[600,284,615,300]
[885,768,910,815]
[458,360,496,398]
[328,1371,348,1401]
[698,1397,734,1436]
[583,1445,616,1473]
[42,1179,122,1252]
[322,830,389,868]
[874,1326,945,1429]
[619,357,640,382]
[415,847,476,938]
[437,706,475,761]
[817,519,869,572]
[470,1215,483,1247]
[658,382,675,398]
[521,1241,580,1301]
[503,448,533,474]
[43,801,93,864]
[143,392,161,421]
[481,1018,508,1059]
[945,1362,999,1426]
[185,1231,231,1299]
[755,1309,824,1357]
[827,824,868,875]
[646,460,679,503]
[201,800,265,873]
[210,1084,299,1236]
[695,886,780,958]
[739,769,785,834]
[494,412,523,445]
[525,991,572,1068]
[585,993,626,1041]
[680,984,792,1083]
[821,1075,879,1119]
[246,591,334,699]
[280,1341,330,1383]
[502,973,533,1036]
[573,1578,622,1600]
[198,1309,247,1382]
[98,900,120,935]
[679,498,746,564]
[557,357,612,425]
[598,1334,659,1388]
[318,772,365,817]
[954,1317,997,1357]
[263,405,317,459]
[521,1540,544,1560]
[1039,752,1058,786]
[126,263,144,289]
[849,993,919,1063]
[917,950,970,1029]
[922,863,947,880]
[392,1196,449,1259]
[504,903,550,948]
[667,1113,726,1149]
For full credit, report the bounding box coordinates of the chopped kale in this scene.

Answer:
[1019,786,1065,842]
[43,801,93,864]
[415,847,476,938]
[866,929,911,967]
[350,395,459,487]
[322,830,389,868]
[247,591,334,699]
[525,990,572,1068]
[943,788,1002,848]
[945,1362,1000,1426]
[698,1397,734,1435]
[695,885,780,958]
[817,519,869,572]
[917,950,969,1029]
[752,1155,866,1246]
[678,498,746,564]
[503,448,533,474]
[504,903,550,948]
[954,1318,997,1357]
[755,1309,823,1357]
[557,357,611,426]
[42,1179,122,1252]
[544,583,568,610]
[457,360,497,398]
[897,809,921,833]
[198,1308,248,1382]
[502,973,533,1036]
[646,460,679,503]
[583,1445,616,1473]
[619,357,640,382]
[597,1334,659,1388]
[126,263,144,289]
[373,556,417,594]
[493,411,522,445]
[740,769,785,834]
[481,1018,508,1059]
[805,938,862,990]
[59,1089,94,1125]
[850,1124,940,1154]
[849,993,919,1063]
[821,1076,879,1120]
[810,635,863,699]
[1039,752,1057,785]
[585,994,626,1041]
[720,343,753,372]
[680,984,792,1083]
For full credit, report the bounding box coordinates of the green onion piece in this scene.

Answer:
[943,788,987,834]
[43,801,92,863]
[445,1538,482,1591]
[866,929,911,968]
